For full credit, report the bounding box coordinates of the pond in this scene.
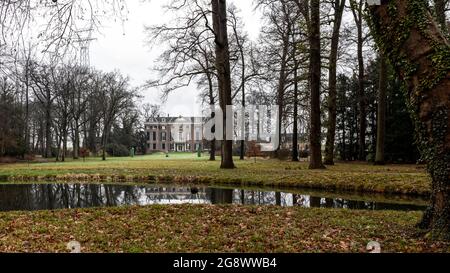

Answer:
[0,183,428,212]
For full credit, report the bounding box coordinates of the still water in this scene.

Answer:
[0,183,428,212]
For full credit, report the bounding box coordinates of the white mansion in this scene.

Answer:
[145,116,204,153]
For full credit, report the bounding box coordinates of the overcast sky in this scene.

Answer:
[89,0,262,117]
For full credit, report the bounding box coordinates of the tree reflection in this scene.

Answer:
[0,184,427,212]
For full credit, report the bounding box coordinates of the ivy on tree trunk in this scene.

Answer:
[368,0,450,239]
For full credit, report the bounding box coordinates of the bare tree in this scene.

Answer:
[350,0,367,161]
[324,0,346,165]
[145,0,219,161]
[97,71,136,161]
[228,4,247,160]
[211,0,235,169]
[53,66,73,161]
[308,0,325,169]
[142,103,162,122]
[29,64,56,158]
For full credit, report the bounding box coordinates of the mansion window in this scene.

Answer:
[178,125,184,141]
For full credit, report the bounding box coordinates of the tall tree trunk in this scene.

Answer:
[102,132,107,161]
[211,0,235,169]
[350,0,366,161]
[341,116,346,160]
[62,127,67,162]
[210,138,216,161]
[45,105,52,158]
[357,34,366,161]
[375,54,387,165]
[308,0,325,169]
[434,0,449,36]
[73,121,80,159]
[88,114,97,154]
[101,122,109,161]
[24,60,30,155]
[276,25,290,156]
[239,84,245,160]
[369,0,450,238]
[55,130,61,162]
[235,26,246,161]
[207,74,216,161]
[324,0,345,165]
[292,59,299,162]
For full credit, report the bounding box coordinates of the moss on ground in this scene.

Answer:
[0,154,431,196]
[0,204,448,253]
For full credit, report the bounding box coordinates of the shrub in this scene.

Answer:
[105,143,130,157]
[299,150,309,158]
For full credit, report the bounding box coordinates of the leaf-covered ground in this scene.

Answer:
[0,205,448,253]
[0,153,431,196]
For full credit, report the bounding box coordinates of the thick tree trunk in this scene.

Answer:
[211,0,235,169]
[324,0,345,165]
[375,54,387,165]
[308,0,325,169]
[369,0,450,239]
[210,139,216,161]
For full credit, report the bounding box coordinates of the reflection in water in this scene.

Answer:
[0,184,427,212]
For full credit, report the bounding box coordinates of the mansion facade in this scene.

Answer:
[145,116,204,153]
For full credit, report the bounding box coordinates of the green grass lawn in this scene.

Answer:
[0,154,443,253]
[0,153,431,196]
[0,204,447,253]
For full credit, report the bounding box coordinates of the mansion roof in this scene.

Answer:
[145,116,204,125]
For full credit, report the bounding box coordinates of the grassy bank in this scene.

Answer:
[0,153,431,196]
[0,204,447,253]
